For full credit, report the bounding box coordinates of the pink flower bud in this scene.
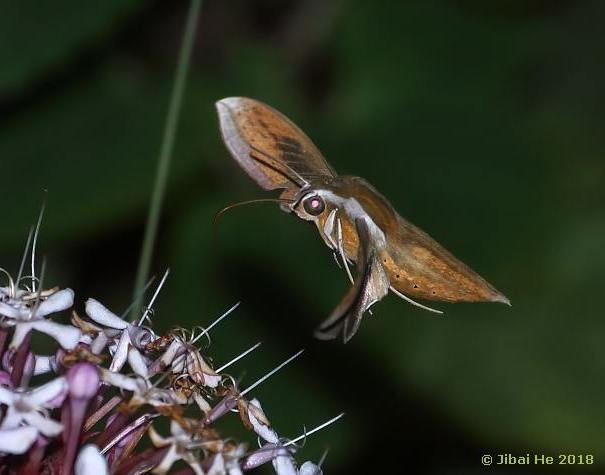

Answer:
[67,363,100,400]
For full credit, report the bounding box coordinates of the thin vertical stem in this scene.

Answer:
[131,0,202,321]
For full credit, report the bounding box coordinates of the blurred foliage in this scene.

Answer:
[0,1,144,95]
[1,0,605,473]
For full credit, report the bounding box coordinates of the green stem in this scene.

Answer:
[131,0,202,320]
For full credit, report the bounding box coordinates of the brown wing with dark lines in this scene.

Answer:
[216,97,336,195]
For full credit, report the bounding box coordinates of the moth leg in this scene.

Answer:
[321,208,343,268]
[336,216,375,315]
[389,286,444,315]
[323,209,338,249]
[337,216,355,286]
[332,252,342,269]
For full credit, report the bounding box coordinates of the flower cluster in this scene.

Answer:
[0,270,341,474]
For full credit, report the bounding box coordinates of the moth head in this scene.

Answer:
[291,189,330,222]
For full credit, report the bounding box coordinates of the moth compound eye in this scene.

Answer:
[303,195,325,216]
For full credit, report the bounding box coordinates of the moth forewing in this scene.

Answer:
[215,97,335,193]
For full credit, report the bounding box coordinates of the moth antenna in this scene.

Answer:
[390,286,444,315]
[214,198,294,225]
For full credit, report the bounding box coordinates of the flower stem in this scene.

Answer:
[19,436,48,475]
[61,401,88,475]
[131,0,202,321]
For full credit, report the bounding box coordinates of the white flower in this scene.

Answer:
[159,337,221,388]
[101,369,187,407]
[272,448,298,475]
[85,299,155,377]
[0,288,80,350]
[207,453,226,475]
[299,461,323,475]
[33,353,58,375]
[84,299,129,330]
[0,426,39,454]
[75,444,108,475]
[148,421,203,475]
[0,377,66,439]
[160,338,186,369]
[243,412,343,473]
[224,443,247,475]
[247,399,278,443]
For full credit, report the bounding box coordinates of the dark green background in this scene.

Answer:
[1,1,604,473]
